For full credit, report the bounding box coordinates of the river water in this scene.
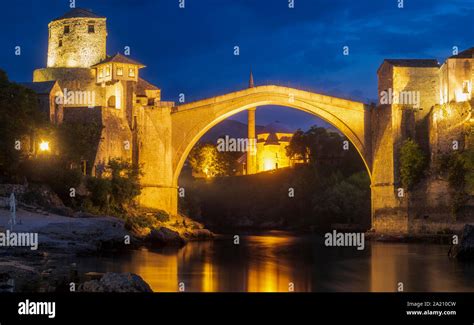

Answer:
[76,231,474,292]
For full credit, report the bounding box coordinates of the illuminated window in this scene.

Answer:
[64,25,70,34]
[88,24,95,33]
[99,68,103,78]
[128,68,135,77]
[116,67,123,76]
[106,66,110,77]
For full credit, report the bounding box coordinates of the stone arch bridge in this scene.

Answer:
[136,85,405,233]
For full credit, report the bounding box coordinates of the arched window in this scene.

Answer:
[107,96,116,108]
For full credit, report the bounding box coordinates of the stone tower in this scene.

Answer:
[47,8,107,68]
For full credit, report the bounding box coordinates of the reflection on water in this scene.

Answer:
[76,231,474,292]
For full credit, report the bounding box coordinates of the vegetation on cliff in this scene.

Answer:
[399,138,428,190]
[436,143,474,213]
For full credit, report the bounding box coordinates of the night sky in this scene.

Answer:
[1,0,473,130]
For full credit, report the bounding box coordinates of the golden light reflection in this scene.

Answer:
[246,233,295,292]
[202,259,215,292]
[128,248,179,292]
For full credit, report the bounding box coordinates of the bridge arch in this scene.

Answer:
[171,85,371,186]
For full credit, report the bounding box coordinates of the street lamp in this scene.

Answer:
[39,140,50,152]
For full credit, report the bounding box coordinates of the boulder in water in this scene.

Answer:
[147,227,185,246]
[78,272,152,292]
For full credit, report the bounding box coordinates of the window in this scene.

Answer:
[462,80,471,94]
[107,96,116,108]
[58,39,62,47]
[99,68,103,78]
[105,66,110,77]
[88,24,95,33]
[116,67,123,76]
[64,25,70,34]
[128,68,135,77]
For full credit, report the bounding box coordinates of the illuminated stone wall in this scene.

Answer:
[135,103,176,214]
[93,107,133,172]
[430,101,472,158]
[373,60,474,234]
[47,17,107,68]
[439,58,473,104]
[33,67,106,108]
[373,63,440,233]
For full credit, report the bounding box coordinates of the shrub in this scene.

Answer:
[125,214,157,230]
[399,139,428,190]
[86,177,111,211]
[436,147,474,213]
[85,158,142,215]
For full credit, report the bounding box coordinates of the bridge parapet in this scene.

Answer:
[174,85,367,113]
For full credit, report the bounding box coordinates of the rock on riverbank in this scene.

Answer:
[0,207,213,292]
[78,272,152,292]
[449,224,474,260]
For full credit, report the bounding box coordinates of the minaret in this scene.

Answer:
[247,70,257,175]
[249,70,254,88]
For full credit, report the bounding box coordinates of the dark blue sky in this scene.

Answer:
[1,0,473,130]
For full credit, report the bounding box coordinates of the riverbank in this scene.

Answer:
[0,207,213,292]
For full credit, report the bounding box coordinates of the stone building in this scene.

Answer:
[256,122,294,172]
[374,49,474,233]
[237,121,295,174]
[24,8,173,175]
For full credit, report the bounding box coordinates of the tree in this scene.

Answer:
[312,171,370,227]
[188,143,238,177]
[0,70,46,179]
[399,138,427,190]
[286,126,365,175]
[286,129,309,163]
[108,158,142,206]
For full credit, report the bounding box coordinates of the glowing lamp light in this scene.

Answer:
[39,141,50,152]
